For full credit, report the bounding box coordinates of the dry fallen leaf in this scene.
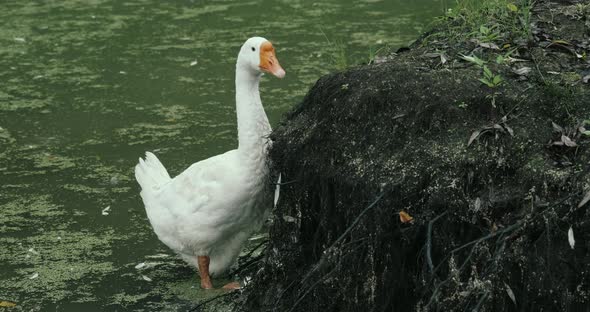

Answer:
[513,67,532,76]
[504,124,514,136]
[468,130,481,146]
[551,122,564,133]
[399,211,414,224]
[561,135,577,147]
[578,189,590,208]
[274,173,281,208]
[505,283,516,305]
[568,226,575,249]
[479,42,500,50]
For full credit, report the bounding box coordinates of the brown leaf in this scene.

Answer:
[579,190,590,208]
[468,130,481,146]
[399,211,414,224]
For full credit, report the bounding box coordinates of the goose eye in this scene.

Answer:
[251,47,256,52]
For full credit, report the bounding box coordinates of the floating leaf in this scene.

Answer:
[399,211,414,224]
[135,262,146,270]
[468,130,481,146]
[102,205,111,216]
[146,253,169,259]
[568,227,575,249]
[578,190,590,208]
[0,301,17,307]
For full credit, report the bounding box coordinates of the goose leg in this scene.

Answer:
[197,256,213,289]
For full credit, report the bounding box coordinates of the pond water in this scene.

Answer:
[0,0,447,310]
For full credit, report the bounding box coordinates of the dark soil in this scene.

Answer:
[238,0,590,311]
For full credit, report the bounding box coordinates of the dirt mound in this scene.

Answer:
[239,1,590,311]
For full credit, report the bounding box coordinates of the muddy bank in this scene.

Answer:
[239,1,590,311]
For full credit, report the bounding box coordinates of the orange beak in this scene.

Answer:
[259,41,285,78]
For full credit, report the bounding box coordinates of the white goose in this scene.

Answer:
[135,37,285,290]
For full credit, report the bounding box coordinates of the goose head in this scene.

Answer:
[237,37,285,78]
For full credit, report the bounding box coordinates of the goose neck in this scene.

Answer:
[235,68,271,154]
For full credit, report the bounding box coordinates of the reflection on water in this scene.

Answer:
[0,0,447,310]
